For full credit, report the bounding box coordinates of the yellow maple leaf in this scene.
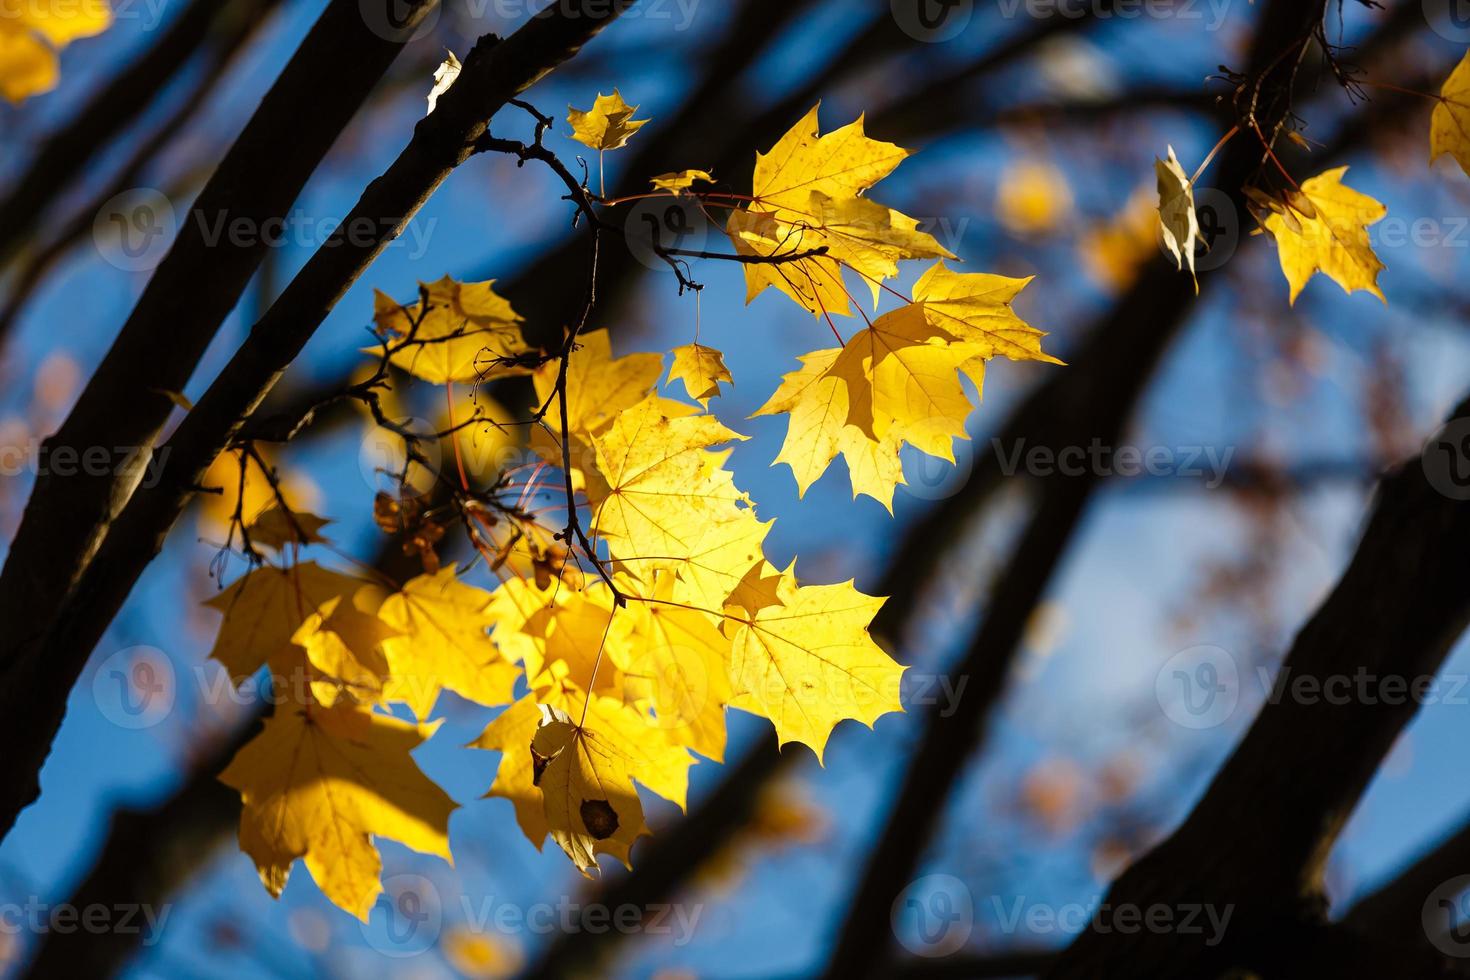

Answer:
[614,572,733,761]
[1154,145,1199,291]
[1432,50,1470,180]
[650,168,714,192]
[752,348,912,510]
[532,329,662,440]
[566,89,649,151]
[0,0,110,103]
[292,585,400,707]
[725,578,903,762]
[911,261,1057,364]
[750,103,910,213]
[247,507,332,551]
[469,694,549,850]
[532,695,694,874]
[204,562,365,683]
[1263,167,1386,304]
[367,277,530,384]
[219,701,455,921]
[668,343,733,405]
[378,565,520,718]
[728,104,944,317]
[830,301,978,461]
[591,397,752,562]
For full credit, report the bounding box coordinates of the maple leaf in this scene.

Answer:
[532,696,694,874]
[591,397,752,562]
[204,562,365,683]
[292,586,400,707]
[725,578,904,762]
[910,261,1056,364]
[1155,145,1200,291]
[613,572,734,762]
[727,104,945,317]
[749,103,910,213]
[650,169,714,192]
[378,565,520,718]
[0,0,109,102]
[829,301,978,461]
[532,328,662,440]
[368,276,530,384]
[1263,167,1386,304]
[517,589,626,717]
[668,343,733,406]
[469,694,549,849]
[248,507,332,551]
[220,701,455,921]
[1432,50,1470,180]
[567,89,649,151]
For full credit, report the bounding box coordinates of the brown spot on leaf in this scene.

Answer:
[580,799,618,840]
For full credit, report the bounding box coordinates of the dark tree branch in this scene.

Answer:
[0,0,439,743]
[1047,394,1470,977]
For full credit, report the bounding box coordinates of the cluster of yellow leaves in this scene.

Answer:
[0,0,109,102]
[206,558,508,918]
[368,276,531,385]
[212,327,906,911]
[717,105,1060,507]
[1153,49,1470,304]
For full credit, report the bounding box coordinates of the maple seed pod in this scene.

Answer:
[1284,187,1318,221]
